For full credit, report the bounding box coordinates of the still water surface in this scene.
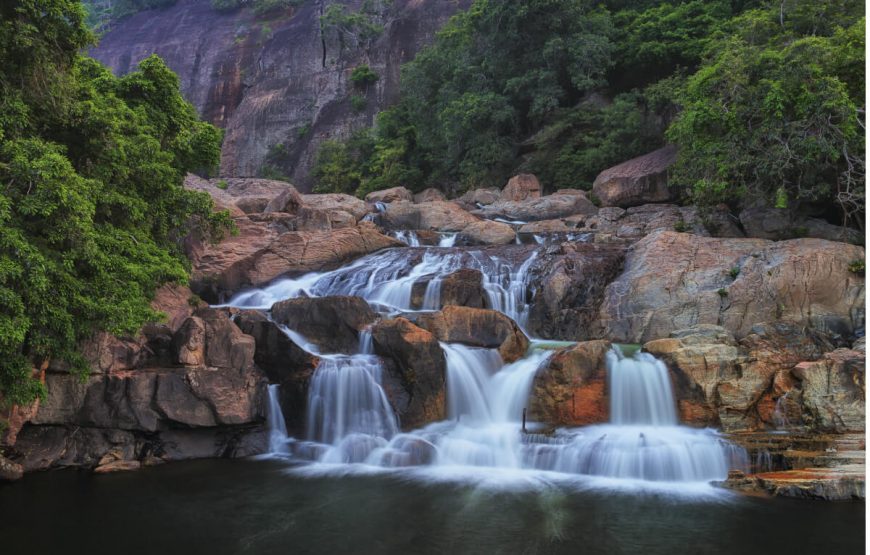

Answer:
[0,458,863,555]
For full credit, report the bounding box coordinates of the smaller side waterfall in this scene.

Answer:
[266,384,289,454]
[306,355,398,446]
[608,349,677,426]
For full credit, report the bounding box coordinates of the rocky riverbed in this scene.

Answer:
[1,160,864,500]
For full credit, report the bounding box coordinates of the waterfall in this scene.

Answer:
[306,355,398,446]
[224,247,540,327]
[607,349,678,426]
[438,233,458,247]
[523,347,748,482]
[391,230,421,247]
[266,384,289,454]
[479,250,538,331]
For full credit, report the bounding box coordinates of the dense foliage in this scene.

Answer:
[312,0,864,226]
[0,0,231,405]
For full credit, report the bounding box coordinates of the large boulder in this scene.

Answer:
[292,206,358,231]
[474,192,597,222]
[459,220,516,245]
[528,340,611,426]
[411,269,488,310]
[592,145,677,208]
[271,296,377,354]
[527,243,625,340]
[371,318,447,429]
[189,222,403,302]
[793,349,865,433]
[300,193,367,221]
[416,306,529,363]
[381,200,480,232]
[500,174,542,202]
[185,175,300,216]
[366,186,413,204]
[598,230,865,343]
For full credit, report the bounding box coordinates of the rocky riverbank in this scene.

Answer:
[2,154,863,500]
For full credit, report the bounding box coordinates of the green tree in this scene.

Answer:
[0,0,231,406]
[667,4,864,227]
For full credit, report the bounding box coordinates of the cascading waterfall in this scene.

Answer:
[225,247,539,330]
[523,348,748,481]
[237,235,747,487]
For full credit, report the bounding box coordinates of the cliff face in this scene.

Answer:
[91,0,468,190]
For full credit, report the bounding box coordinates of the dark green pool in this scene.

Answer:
[0,458,863,554]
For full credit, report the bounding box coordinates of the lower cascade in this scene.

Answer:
[267,331,747,484]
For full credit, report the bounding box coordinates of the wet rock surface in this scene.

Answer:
[371,318,447,429]
[416,306,530,363]
[528,340,611,426]
[271,296,377,355]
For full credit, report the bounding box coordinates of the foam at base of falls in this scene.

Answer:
[268,345,748,485]
[522,425,748,482]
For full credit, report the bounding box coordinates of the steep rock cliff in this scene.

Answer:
[90,0,468,189]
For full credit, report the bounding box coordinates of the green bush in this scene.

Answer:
[350,65,379,89]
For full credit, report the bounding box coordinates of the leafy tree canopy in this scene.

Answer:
[312,0,863,230]
[0,0,231,405]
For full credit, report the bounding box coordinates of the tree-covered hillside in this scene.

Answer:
[0,0,231,405]
[313,0,864,227]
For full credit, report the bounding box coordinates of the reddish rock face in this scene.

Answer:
[371,318,447,429]
[381,200,480,232]
[528,340,611,426]
[592,145,677,208]
[416,306,529,363]
[188,221,402,302]
[644,322,860,433]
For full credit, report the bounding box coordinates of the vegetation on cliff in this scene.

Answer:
[312,0,864,227]
[0,0,230,405]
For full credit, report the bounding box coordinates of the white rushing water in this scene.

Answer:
[267,337,746,484]
[238,239,746,488]
[225,247,540,332]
